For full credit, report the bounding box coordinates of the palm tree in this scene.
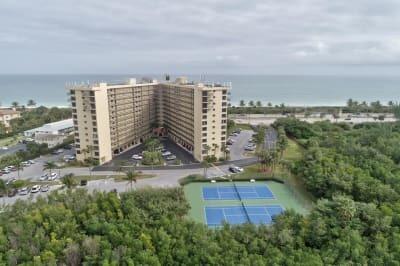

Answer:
[61,173,76,189]
[11,101,19,109]
[239,100,246,107]
[256,101,262,107]
[212,143,219,157]
[125,170,139,191]
[13,159,23,179]
[203,144,211,157]
[82,145,94,176]
[202,159,211,178]
[27,99,36,107]
[43,161,56,175]
[221,143,229,160]
[276,128,289,160]
[0,179,7,205]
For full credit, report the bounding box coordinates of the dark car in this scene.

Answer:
[8,189,17,197]
[80,180,88,186]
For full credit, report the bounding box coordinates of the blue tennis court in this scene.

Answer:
[205,205,284,227]
[202,185,275,200]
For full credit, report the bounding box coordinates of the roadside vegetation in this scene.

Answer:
[0,106,71,138]
[2,116,400,263]
[229,98,399,116]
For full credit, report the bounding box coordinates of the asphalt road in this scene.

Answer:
[101,138,197,168]
[264,127,277,150]
[0,131,260,205]
[1,164,235,205]
[0,143,26,157]
[228,130,254,160]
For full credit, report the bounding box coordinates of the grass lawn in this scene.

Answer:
[283,139,303,161]
[0,135,23,147]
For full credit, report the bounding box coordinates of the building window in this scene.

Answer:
[202,127,207,131]
[202,121,207,125]
[202,133,207,137]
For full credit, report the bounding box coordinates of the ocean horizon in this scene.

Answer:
[0,74,399,108]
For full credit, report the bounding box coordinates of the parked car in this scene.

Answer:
[49,173,58,180]
[39,174,48,181]
[229,165,244,173]
[63,155,76,162]
[131,154,143,160]
[80,180,88,186]
[165,155,177,160]
[245,144,256,151]
[31,185,41,193]
[162,151,172,157]
[18,187,30,196]
[41,185,50,192]
[52,148,64,155]
[8,189,17,197]
[28,160,35,164]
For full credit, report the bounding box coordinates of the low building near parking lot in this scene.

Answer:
[24,119,74,137]
[24,119,74,147]
[34,134,66,148]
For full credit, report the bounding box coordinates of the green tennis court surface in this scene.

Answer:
[184,181,308,226]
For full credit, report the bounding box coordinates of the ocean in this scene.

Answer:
[0,74,399,107]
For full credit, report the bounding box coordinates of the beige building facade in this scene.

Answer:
[0,109,21,131]
[68,77,230,164]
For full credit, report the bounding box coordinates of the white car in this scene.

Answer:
[18,187,30,196]
[63,155,76,162]
[39,174,48,181]
[162,151,172,157]
[41,185,50,192]
[31,185,41,193]
[1,146,8,150]
[49,173,58,180]
[165,155,177,161]
[131,154,143,160]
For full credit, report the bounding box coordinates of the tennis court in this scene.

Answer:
[205,205,285,227]
[203,184,275,200]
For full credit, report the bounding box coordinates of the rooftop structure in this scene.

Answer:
[24,119,74,137]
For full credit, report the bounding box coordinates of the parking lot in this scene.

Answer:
[102,138,197,168]
[227,130,255,161]
[0,148,76,183]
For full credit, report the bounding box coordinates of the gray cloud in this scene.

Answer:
[1,0,400,74]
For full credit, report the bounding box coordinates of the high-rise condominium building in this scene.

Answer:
[68,77,230,164]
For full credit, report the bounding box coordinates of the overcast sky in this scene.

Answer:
[1,0,400,75]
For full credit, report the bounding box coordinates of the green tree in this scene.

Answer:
[27,99,36,107]
[276,127,289,160]
[13,159,23,179]
[256,100,262,107]
[11,101,19,108]
[43,161,56,175]
[61,173,77,189]
[125,170,139,191]
[239,100,246,107]
[249,100,255,107]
